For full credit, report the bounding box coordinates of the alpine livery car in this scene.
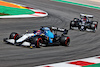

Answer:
[3,26,70,48]
[70,14,98,32]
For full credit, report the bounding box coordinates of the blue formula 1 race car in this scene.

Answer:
[3,26,70,48]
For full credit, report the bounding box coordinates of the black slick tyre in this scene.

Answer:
[30,36,42,48]
[60,36,70,46]
[9,32,19,40]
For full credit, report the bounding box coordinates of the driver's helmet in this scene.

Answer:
[36,30,41,35]
[83,16,87,21]
[44,27,50,31]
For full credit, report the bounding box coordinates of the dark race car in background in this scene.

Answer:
[3,26,70,49]
[70,14,98,32]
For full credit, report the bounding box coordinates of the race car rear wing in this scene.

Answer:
[80,14,93,18]
[51,26,68,34]
[40,26,68,34]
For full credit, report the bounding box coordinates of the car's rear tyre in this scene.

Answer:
[60,36,70,46]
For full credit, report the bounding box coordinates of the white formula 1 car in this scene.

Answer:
[70,14,98,32]
[3,32,37,48]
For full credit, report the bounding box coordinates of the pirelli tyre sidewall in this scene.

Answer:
[30,36,42,48]
[9,32,19,40]
[60,36,70,46]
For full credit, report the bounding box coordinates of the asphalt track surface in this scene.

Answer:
[0,0,100,67]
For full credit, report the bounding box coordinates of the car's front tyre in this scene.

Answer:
[30,36,43,48]
[9,32,19,40]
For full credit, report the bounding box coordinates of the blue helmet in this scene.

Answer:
[40,27,50,31]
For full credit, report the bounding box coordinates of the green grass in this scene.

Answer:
[0,5,35,16]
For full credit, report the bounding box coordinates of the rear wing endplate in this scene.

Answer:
[51,27,68,34]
